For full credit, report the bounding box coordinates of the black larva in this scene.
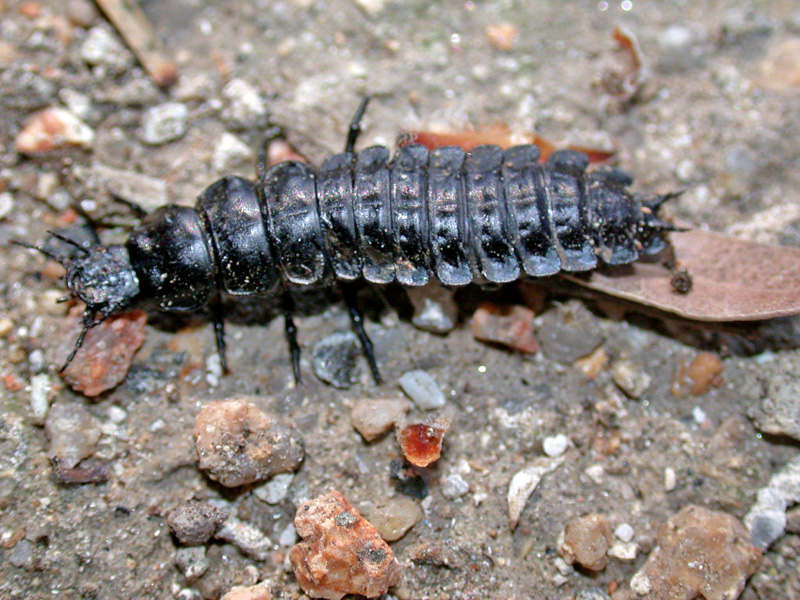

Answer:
[32,105,685,384]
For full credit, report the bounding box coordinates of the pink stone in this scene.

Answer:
[290,490,402,600]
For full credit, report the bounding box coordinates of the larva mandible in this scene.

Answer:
[29,99,688,384]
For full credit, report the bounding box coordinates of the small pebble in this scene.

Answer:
[0,318,14,338]
[398,370,445,410]
[611,359,651,399]
[664,467,677,492]
[278,523,298,547]
[57,307,147,397]
[15,107,95,154]
[537,301,604,364]
[558,514,613,572]
[175,546,210,582]
[672,352,723,397]
[574,347,609,380]
[253,472,295,505]
[289,490,402,600]
[470,303,539,354]
[441,473,469,499]
[311,332,361,389]
[65,0,98,28]
[140,102,188,145]
[407,284,458,334]
[80,26,130,71]
[614,523,634,543]
[44,402,101,469]
[215,518,273,561]
[607,540,638,561]
[485,23,517,51]
[168,501,227,546]
[397,415,450,468]
[507,456,564,530]
[220,582,272,600]
[58,88,92,120]
[221,79,267,129]
[585,464,605,485]
[351,398,410,442]
[366,497,422,542]
[630,506,761,599]
[0,192,13,220]
[9,539,35,570]
[194,398,305,487]
[29,373,50,423]
[745,454,800,550]
[212,132,254,172]
[542,434,569,458]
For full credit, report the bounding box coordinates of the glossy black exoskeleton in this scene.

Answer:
[30,99,685,384]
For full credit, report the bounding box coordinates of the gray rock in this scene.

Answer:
[253,472,295,505]
[195,399,305,487]
[215,518,272,561]
[168,501,227,546]
[311,332,362,388]
[745,354,800,441]
[536,300,604,364]
[80,27,131,73]
[398,370,446,410]
[441,473,470,499]
[175,546,210,582]
[745,454,800,550]
[407,284,458,334]
[140,102,188,145]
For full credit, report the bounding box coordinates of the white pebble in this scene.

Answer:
[212,132,253,172]
[543,434,569,458]
[442,473,470,499]
[692,406,707,425]
[140,102,188,145]
[254,472,294,505]
[278,523,298,547]
[664,467,677,492]
[614,522,634,542]
[584,464,605,485]
[398,370,446,409]
[221,79,266,128]
[29,374,50,422]
[107,405,127,423]
[0,192,13,220]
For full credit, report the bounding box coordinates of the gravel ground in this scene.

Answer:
[2,1,800,599]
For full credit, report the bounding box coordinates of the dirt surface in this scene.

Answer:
[2,1,800,599]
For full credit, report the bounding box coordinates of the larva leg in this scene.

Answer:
[345,95,371,153]
[341,283,383,385]
[282,291,303,383]
[210,296,229,373]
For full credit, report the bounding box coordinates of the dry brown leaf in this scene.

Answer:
[565,230,800,322]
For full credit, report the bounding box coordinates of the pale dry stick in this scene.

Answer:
[93,0,177,87]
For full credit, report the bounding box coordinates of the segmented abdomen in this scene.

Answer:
[255,143,651,287]
[128,143,660,311]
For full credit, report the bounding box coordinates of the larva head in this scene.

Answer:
[65,244,140,315]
